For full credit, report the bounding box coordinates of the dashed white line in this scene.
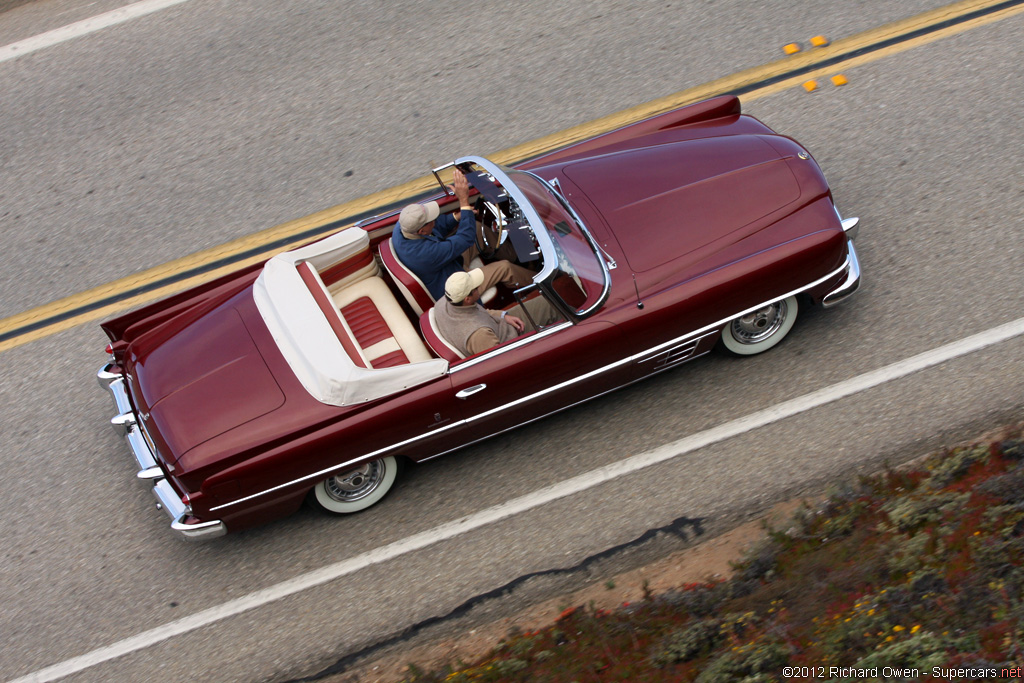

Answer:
[11,315,1024,683]
[0,0,193,65]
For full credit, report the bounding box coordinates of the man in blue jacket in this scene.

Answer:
[392,167,533,301]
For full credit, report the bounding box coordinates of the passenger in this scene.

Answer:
[392,167,534,301]
[433,269,563,357]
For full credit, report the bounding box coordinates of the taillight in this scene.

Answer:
[105,340,129,361]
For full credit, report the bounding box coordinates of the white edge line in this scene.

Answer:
[0,0,193,65]
[12,315,1024,683]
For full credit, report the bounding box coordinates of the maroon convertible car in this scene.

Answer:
[97,96,860,539]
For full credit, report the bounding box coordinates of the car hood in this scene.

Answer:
[128,303,286,464]
[562,135,803,273]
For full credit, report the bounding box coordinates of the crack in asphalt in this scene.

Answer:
[284,515,705,682]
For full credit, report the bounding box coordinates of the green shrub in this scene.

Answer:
[493,658,528,676]
[924,445,989,489]
[853,630,948,671]
[694,640,789,683]
[882,492,970,532]
[649,618,722,666]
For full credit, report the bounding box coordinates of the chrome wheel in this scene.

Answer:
[731,301,788,344]
[721,296,798,356]
[312,456,399,514]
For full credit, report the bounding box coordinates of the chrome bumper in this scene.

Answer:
[97,363,226,540]
[821,242,861,307]
[822,216,861,308]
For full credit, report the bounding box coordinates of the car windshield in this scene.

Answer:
[507,171,606,315]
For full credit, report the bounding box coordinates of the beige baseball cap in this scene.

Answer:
[445,268,485,302]
[398,201,441,238]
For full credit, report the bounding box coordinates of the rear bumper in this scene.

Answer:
[97,362,226,541]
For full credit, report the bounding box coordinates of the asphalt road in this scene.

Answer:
[2,1,1023,681]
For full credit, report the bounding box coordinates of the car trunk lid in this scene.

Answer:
[129,306,286,465]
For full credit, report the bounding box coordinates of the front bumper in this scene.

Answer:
[97,362,226,540]
[821,216,861,308]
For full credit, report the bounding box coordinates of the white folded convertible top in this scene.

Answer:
[253,229,448,406]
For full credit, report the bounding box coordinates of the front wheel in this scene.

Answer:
[311,456,399,514]
[720,296,798,356]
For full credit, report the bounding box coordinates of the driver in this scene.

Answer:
[433,268,563,357]
[392,167,534,301]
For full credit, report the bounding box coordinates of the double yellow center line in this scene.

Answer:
[2,0,1021,353]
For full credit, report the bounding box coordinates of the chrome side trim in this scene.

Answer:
[633,253,851,362]
[209,418,472,512]
[210,254,854,513]
[420,349,713,463]
[97,363,226,540]
[636,330,717,370]
[354,214,387,228]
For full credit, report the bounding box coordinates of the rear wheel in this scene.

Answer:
[720,296,798,356]
[311,456,399,514]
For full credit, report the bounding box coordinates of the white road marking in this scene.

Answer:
[0,0,193,65]
[12,315,1024,682]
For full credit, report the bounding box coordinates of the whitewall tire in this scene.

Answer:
[720,296,798,356]
[311,456,399,514]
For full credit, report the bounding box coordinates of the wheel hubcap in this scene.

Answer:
[323,461,386,503]
[730,301,787,344]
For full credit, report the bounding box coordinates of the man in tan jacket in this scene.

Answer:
[433,269,563,357]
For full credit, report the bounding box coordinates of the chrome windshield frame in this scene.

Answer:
[511,168,612,318]
[454,156,611,319]
[454,156,557,277]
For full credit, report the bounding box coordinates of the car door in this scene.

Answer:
[616,275,718,382]
[447,316,632,444]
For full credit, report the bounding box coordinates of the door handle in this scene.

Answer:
[455,384,487,399]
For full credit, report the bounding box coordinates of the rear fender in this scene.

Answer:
[101,263,262,343]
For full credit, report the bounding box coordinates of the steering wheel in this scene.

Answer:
[475,198,506,258]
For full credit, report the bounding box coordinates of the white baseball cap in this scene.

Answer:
[444,268,485,302]
[398,201,441,238]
